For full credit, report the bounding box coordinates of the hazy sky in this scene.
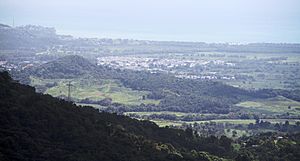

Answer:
[0,0,300,43]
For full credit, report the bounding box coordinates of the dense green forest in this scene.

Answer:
[1,71,300,161]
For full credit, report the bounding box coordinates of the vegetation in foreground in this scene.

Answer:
[1,71,300,161]
[0,71,226,161]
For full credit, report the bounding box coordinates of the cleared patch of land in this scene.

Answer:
[125,111,210,117]
[150,118,300,127]
[261,119,300,125]
[30,76,160,105]
[236,96,300,115]
[76,103,107,110]
[151,119,255,127]
[192,119,256,125]
[150,120,183,127]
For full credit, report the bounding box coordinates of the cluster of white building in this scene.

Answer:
[97,56,235,70]
[0,61,17,71]
[97,56,236,80]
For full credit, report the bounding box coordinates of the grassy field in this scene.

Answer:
[150,120,183,127]
[30,76,160,105]
[124,111,213,117]
[261,119,300,125]
[76,103,107,110]
[236,96,300,115]
[126,109,300,127]
[146,119,255,127]
[193,119,256,125]
[149,118,300,127]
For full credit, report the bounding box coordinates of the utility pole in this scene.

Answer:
[12,17,15,28]
[67,81,72,102]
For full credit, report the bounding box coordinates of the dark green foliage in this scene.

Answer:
[22,55,107,79]
[264,89,300,102]
[0,71,229,161]
[110,69,281,114]
[237,133,300,161]
[1,71,300,161]
[235,150,254,161]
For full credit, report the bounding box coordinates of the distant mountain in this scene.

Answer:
[1,23,300,53]
[0,71,231,161]
[0,24,60,49]
[0,24,11,28]
[29,55,98,78]
[11,55,119,86]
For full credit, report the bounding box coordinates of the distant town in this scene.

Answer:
[97,56,236,80]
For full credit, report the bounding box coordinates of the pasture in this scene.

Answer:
[30,76,160,105]
[236,96,300,115]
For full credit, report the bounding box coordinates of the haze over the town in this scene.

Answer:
[1,0,300,43]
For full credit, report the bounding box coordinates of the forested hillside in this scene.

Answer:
[1,23,300,53]
[1,71,300,161]
[0,24,60,50]
[0,71,230,161]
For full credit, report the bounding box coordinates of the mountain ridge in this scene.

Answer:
[1,23,300,53]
